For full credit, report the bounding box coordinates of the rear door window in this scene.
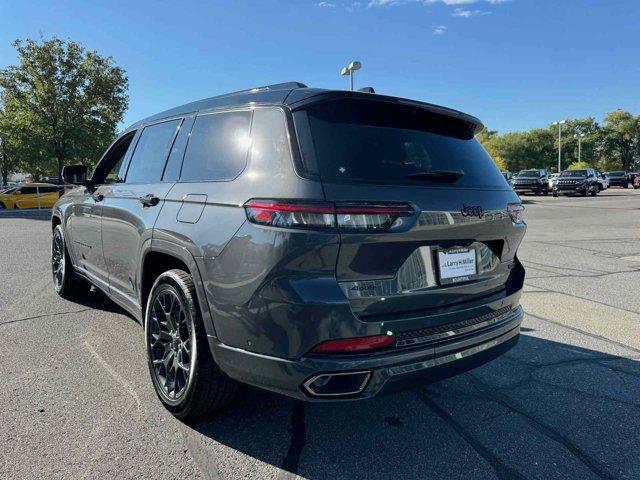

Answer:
[180,110,252,182]
[294,99,508,188]
[125,119,181,183]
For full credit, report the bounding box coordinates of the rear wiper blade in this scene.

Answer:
[404,170,464,183]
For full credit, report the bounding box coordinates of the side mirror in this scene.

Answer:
[62,164,88,186]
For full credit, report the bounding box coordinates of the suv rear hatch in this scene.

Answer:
[292,96,524,319]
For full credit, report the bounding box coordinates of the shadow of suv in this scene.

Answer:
[51,82,526,419]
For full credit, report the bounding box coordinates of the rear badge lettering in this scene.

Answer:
[460,204,484,218]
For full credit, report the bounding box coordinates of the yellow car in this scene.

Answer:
[0,183,64,209]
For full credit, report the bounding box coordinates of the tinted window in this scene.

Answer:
[180,111,252,182]
[126,120,181,183]
[162,117,194,181]
[561,170,588,177]
[20,186,36,194]
[518,170,540,178]
[608,171,626,177]
[294,99,507,188]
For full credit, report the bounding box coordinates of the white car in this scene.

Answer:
[596,172,609,191]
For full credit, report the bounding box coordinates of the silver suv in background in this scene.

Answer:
[52,82,526,418]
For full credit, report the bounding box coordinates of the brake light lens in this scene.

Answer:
[335,203,415,231]
[244,199,415,231]
[507,203,525,224]
[244,200,335,229]
[311,332,395,354]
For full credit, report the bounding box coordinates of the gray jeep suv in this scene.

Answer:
[52,82,526,418]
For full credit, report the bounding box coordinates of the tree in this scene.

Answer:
[0,93,23,185]
[0,37,128,181]
[600,110,640,171]
[567,161,591,170]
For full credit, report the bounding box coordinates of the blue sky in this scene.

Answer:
[0,0,638,132]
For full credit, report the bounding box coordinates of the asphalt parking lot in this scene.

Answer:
[1,188,639,480]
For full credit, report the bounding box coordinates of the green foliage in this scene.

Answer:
[0,37,128,180]
[0,94,22,184]
[478,111,640,173]
[600,110,640,171]
[567,161,591,170]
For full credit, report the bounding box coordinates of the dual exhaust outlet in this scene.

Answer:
[302,371,371,397]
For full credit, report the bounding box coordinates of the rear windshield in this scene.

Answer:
[608,171,626,177]
[517,171,540,178]
[561,170,587,177]
[294,99,508,189]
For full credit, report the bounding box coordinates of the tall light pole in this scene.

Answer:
[341,61,362,91]
[552,120,566,172]
[574,133,586,163]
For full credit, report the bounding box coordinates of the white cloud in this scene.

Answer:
[433,25,447,35]
[338,0,508,11]
[367,0,507,5]
[317,1,337,7]
[452,7,490,16]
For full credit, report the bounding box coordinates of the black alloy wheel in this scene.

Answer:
[147,287,195,403]
[145,269,238,418]
[52,225,89,298]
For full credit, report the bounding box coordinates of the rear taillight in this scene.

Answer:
[244,200,335,229]
[335,203,414,231]
[311,332,395,354]
[507,203,525,224]
[244,199,414,231]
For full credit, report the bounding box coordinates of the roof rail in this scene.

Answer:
[226,82,308,97]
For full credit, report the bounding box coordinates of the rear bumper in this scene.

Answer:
[209,304,523,401]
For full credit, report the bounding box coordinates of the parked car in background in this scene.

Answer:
[52,82,526,419]
[633,176,640,189]
[41,176,61,184]
[605,171,628,188]
[595,171,609,191]
[553,169,599,197]
[0,183,64,209]
[548,173,560,190]
[627,172,637,186]
[513,169,549,196]
[502,171,513,184]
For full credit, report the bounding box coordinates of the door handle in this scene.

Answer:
[139,194,160,207]
[92,193,104,202]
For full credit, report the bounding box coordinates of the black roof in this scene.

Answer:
[128,81,483,133]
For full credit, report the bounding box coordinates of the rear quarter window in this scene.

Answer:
[180,110,252,182]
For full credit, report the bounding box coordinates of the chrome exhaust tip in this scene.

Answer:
[302,371,371,397]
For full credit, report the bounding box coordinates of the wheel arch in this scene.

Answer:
[139,240,217,339]
[52,214,62,230]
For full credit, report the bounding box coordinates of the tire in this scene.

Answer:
[0,202,5,209]
[52,225,91,298]
[145,269,238,419]
[591,186,597,196]
[581,188,587,197]
[534,188,540,196]
[624,184,628,189]
[552,191,558,197]
[543,188,549,196]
